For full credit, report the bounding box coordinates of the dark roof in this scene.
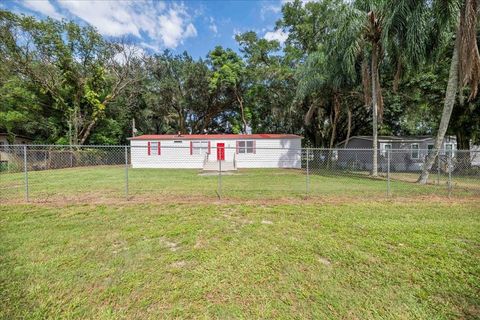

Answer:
[0,133,33,140]
[129,134,303,141]
[337,135,456,146]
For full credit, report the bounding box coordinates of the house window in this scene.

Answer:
[238,140,254,154]
[380,143,392,157]
[427,144,434,155]
[411,143,420,159]
[174,141,182,143]
[147,142,161,155]
[151,143,158,155]
[192,141,209,155]
[445,143,454,158]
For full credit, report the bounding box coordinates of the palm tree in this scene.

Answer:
[296,51,350,150]
[333,1,385,176]
[418,0,479,183]
[336,0,476,180]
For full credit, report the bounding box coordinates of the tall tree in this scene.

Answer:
[0,11,142,145]
[418,0,480,183]
[236,31,299,136]
[208,46,248,133]
[332,1,386,176]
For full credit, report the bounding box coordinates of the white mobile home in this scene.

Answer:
[128,134,302,170]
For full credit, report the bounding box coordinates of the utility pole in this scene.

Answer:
[132,118,137,137]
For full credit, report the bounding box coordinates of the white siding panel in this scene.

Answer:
[130,138,302,169]
[235,138,301,168]
[130,140,202,169]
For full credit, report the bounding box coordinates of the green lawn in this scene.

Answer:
[1,166,478,203]
[1,202,479,319]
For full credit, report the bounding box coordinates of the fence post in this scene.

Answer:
[218,158,222,199]
[306,148,310,196]
[437,154,440,185]
[24,145,29,202]
[387,149,391,197]
[125,146,129,199]
[448,155,452,197]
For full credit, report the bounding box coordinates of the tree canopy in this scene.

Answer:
[0,0,478,153]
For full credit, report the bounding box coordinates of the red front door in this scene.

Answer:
[217,143,225,160]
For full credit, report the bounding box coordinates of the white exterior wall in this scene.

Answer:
[130,139,201,169]
[471,145,480,166]
[130,138,301,169]
[234,138,301,168]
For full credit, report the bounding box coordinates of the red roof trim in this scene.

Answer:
[128,134,303,141]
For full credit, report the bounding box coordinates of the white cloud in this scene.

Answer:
[264,29,288,44]
[209,23,218,34]
[261,3,281,18]
[184,23,197,38]
[140,42,160,52]
[59,1,140,36]
[22,1,198,49]
[208,17,218,35]
[158,7,197,48]
[22,0,63,20]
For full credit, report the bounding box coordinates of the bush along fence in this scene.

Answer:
[0,145,479,202]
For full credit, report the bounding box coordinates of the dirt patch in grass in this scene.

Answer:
[169,260,187,268]
[159,238,180,252]
[198,172,239,176]
[317,257,332,266]
[3,192,479,208]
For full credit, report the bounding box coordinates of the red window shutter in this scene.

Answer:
[147,142,151,155]
[236,141,239,154]
[190,141,193,155]
[208,141,211,154]
[158,142,161,155]
[253,140,256,154]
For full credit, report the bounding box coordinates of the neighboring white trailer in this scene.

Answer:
[128,134,302,169]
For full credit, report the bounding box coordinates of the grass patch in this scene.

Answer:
[1,166,478,203]
[1,201,479,319]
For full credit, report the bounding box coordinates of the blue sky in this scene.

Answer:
[3,0,290,58]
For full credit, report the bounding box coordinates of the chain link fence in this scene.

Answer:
[1,145,479,203]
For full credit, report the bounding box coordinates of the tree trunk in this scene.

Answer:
[371,44,379,177]
[180,112,185,134]
[374,61,384,125]
[235,89,247,133]
[344,107,352,148]
[327,93,341,168]
[393,59,402,93]
[328,93,341,150]
[79,119,97,145]
[73,105,80,145]
[418,34,460,183]
[456,127,471,171]
[456,128,470,151]
[451,93,472,170]
[361,56,372,107]
[174,105,186,134]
